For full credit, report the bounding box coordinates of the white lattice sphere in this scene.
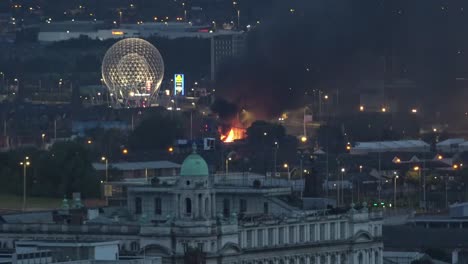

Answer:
[102,38,164,106]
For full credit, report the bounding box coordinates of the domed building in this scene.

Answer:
[124,146,384,264]
[0,147,383,264]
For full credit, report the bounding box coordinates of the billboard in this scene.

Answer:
[174,74,184,96]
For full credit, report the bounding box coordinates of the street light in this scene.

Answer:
[225,157,232,174]
[41,133,45,147]
[394,175,399,209]
[340,168,345,205]
[414,165,426,209]
[101,156,108,182]
[19,157,31,211]
[283,163,291,181]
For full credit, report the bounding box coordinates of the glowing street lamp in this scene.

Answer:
[300,136,307,143]
[394,175,399,208]
[19,156,31,211]
[225,157,232,174]
[359,105,365,112]
[101,156,108,182]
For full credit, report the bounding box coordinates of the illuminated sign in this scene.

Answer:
[112,31,124,35]
[174,74,184,96]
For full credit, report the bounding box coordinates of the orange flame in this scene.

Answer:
[221,129,235,143]
[220,127,245,143]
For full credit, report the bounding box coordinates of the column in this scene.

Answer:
[201,195,206,219]
[194,194,199,218]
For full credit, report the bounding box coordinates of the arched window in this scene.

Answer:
[186,198,192,214]
[205,197,210,217]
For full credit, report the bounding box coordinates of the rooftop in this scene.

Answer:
[92,161,180,171]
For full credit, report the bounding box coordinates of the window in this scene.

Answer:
[330,222,336,240]
[247,230,253,248]
[135,197,142,215]
[375,251,379,264]
[268,228,274,246]
[289,226,295,244]
[374,226,379,236]
[263,202,269,214]
[185,198,192,214]
[309,224,315,242]
[340,222,346,239]
[154,197,162,215]
[278,227,285,244]
[299,225,305,243]
[240,199,247,213]
[320,223,325,240]
[197,242,204,251]
[130,241,139,251]
[320,256,326,264]
[205,197,210,217]
[257,229,264,247]
[223,199,230,217]
[340,254,347,264]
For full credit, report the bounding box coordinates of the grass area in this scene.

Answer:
[0,194,61,211]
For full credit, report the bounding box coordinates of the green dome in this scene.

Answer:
[180,153,209,177]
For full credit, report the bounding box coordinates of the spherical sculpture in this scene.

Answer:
[102,38,164,107]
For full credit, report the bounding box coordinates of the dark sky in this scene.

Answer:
[215,0,468,120]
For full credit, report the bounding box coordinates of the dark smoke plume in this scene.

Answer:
[214,0,384,120]
[210,98,238,121]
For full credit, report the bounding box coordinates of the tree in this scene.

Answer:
[129,112,184,150]
[34,141,100,198]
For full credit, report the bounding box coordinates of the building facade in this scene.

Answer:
[210,32,246,80]
[0,148,382,264]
